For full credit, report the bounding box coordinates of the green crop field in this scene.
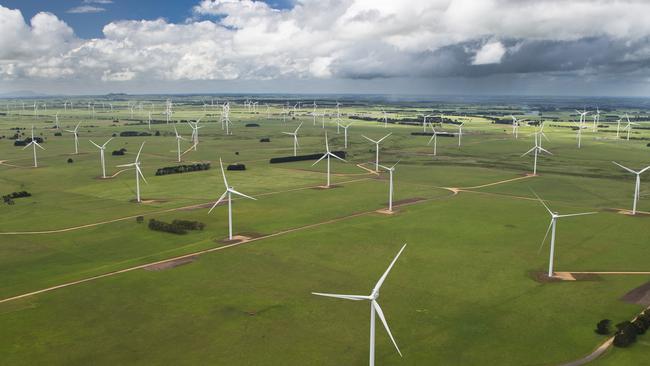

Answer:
[0,98,649,365]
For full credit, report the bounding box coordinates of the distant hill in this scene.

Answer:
[0,90,49,98]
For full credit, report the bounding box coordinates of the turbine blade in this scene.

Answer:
[219,158,229,187]
[372,301,402,357]
[378,133,392,143]
[537,220,553,254]
[311,292,370,301]
[22,142,34,150]
[35,142,45,150]
[137,166,148,184]
[228,188,256,201]
[638,165,650,174]
[372,243,407,294]
[328,152,346,163]
[312,153,328,166]
[521,147,536,157]
[116,163,135,167]
[103,137,114,147]
[135,142,145,161]
[529,189,554,216]
[556,212,597,218]
[89,140,101,149]
[539,147,553,155]
[612,161,637,174]
[362,135,377,143]
[208,191,228,213]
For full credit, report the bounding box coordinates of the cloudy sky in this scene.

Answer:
[1,0,650,97]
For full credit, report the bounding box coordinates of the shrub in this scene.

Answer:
[2,191,31,205]
[260,138,271,142]
[245,123,260,127]
[227,163,246,171]
[54,132,62,136]
[136,216,144,224]
[120,131,151,137]
[270,151,346,164]
[112,148,127,156]
[155,131,161,136]
[595,319,612,335]
[155,163,211,176]
[67,158,74,163]
[148,218,206,235]
[613,321,638,348]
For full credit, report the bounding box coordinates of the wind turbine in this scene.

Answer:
[521,131,552,175]
[613,161,650,215]
[623,114,638,141]
[382,109,388,128]
[616,118,622,138]
[377,161,399,212]
[533,192,596,277]
[65,122,81,154]
[362,133,392,172]
[575,109,589,147]
[54,113,60,129]
[457,122,464,148]
[312,132,346,188]
[311,101,317,126]
[340,122,353,149]
[510,116,525,139]
[173,124,187,163]
[117,142,147,203]
[188,119,204,151]
[147,112,152,130]
[23,126,44,168]
[89,138,113,178]
[282,122,303,156]
[208,158,256,241]
[428,126,438,156]
[592,107,600,132]
[312,243,407,366]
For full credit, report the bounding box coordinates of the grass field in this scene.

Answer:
[0,99,649,365]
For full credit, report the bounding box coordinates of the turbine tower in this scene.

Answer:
[117,142,147,203]
[313,132,346,188]
[89,137,114,178]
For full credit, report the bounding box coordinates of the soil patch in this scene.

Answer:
[529,270,601,283]
[621,281,650,306]
[143,256,197,271]
[311,185,342,190]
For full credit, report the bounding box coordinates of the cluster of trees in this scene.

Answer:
[227,163,246,171]
[245,123,260,127]
[155,163,211,176]
[270,151,346,164]
[3,191,31,205]
[14,137,44,146]
[260,137,271,142]
[148,219,205,235]
[595,310,650,348]
[120,131,152,137]
[411,132,455,137]
[112,148,127,156]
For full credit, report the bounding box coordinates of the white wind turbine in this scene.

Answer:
[340,122,353,149]
[510,116,525,139]
[282,122,303,156]
[313,243,407,366]
[23,126,45,168]
[457,122,464,148]
[147,112,152,130]
[117,142,147,203]
[173,125,187,163]
[311,101,317,126]
[533,191,596,277]
[616,118,622,138]
[521,130,552,175]
[89,137,113,178]
[613,161,650,215]
[623,114,638,141]
[208,158,256,241]
[362,133,392,172]
[382,109,388,128]
[377,161,399,212]
[313,132,346,188]
[65,122,81,154]
[428,126,438,156]
[54,112,60,129]
[592,106,600,132]
[188,119,204,151]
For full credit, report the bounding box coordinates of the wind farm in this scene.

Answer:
[1,1,650,365]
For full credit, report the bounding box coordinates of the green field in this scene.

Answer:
[0,99,649,365]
